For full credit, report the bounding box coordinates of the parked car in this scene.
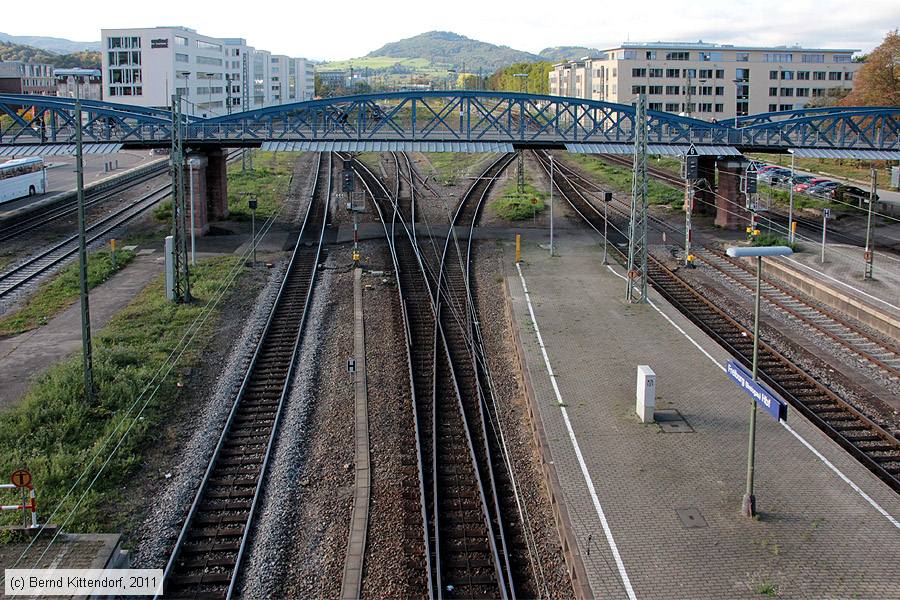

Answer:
[831,184,878,204]
[760,167,791,184]
[807,181,840,197]
[794,177,831,193]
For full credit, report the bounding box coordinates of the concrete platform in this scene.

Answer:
[504,232,900,599]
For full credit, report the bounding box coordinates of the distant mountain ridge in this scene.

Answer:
[366,31,542,72]
[0,40,100,69]
[0,32,99,54]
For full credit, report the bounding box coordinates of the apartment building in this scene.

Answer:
[55,68,103,100]
[270,55,314,104]
[549,42,861,120]
[0,61,56,95]
[101,27,313,115]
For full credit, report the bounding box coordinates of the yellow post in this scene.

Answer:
[515,234,521,263]
[791,221,797,237]
[110,238,117,269]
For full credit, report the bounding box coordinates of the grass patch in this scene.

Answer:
[566,154,683,208]
[756,581,778,596]
[0,249,136,337]
[226,151,295,220]
[751,232,799,251]
[0,256,243,531]
[491,182,546,221]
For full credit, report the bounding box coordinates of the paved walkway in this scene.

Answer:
[0,251,162,410]
[505,233,900,599]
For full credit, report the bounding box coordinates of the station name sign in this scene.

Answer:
[726,360,788,422]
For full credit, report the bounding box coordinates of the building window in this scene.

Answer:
[665,68,680,78]
[631,85,646,94]
[699,102,712,112]
[684,85,696,95]
[736,52,750,62]
[197,56,223,66]
[108,37,122,49]
[175,35,188,47]
[700,86,713,95]
[735,68,750,81]
[649,68,663,77]
[844,72,853,80]
[699,69,712,79]
[197,40,222,51]
[649,102,662,110]
[797,71,810,80]
[780,88,794,96]
[796,88,809,97]
[768,103,778,112]
[622,50,637,59]
[632,68,646,77]
[646,51,656,60]
[812,88,825,97]
[779,104,793,111]
[699,52,723,61]
[665,102,679,112]
[833,54,852,63]
[715,69,724,79]
[611,68,617,77]
[175,53,189,63]
[682,102,696,113]
[781,71,794,80]
[665,85,680,94]
[813,71,826,80]
[828,71,841,81]
[736,101,749,116]
[769,70,778,80]
[769,87,778,96]
[649,85,663,94]
[715,86,724,95]
[714,103,723,113]
[802,53,824,63]
[684,68,697,78]
[665,51,690,61]
[765,53,793,62]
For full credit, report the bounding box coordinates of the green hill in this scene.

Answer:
[0,32,98,54]
[538,46,602,62]
[0,41,100,69]
[365,31,543,73]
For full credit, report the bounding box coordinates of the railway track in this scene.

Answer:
[0,183,171,298]
[552,156,900,383]
[351,151,536,598]
[0,161,169,244]
[0,151,241,300]
[159,152,331,599]
[534,150,900,494]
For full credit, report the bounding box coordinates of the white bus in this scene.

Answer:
[0,157,47,204]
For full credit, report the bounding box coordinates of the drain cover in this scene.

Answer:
[676,507,707,529]
[655,409,694,433]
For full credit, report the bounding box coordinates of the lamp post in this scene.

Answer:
[602,191,612,265]
[74,76,94,403]
[863,168,876,279]
[549,154,554,257]
[726,244,794,518]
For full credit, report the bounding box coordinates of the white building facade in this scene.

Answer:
[549,42,862,120]
[101,27,313,115]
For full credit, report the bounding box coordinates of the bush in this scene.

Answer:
[491,183,546,220]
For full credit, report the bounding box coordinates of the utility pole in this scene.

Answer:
[517,151,525,194]
[602,191,612,265]
[626,94,649,303]
[821,207,830,264]
[684,144,698,267]
[864,168,876,279]
[787,150,796,244]
[170,93,191,303]
[74,82,94,403]
[549,153,555,257]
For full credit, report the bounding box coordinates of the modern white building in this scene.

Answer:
[549,42,862,120]
[101,27,313,115]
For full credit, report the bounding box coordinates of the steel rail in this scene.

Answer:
[533,150,900,493]
[159,152,330,599]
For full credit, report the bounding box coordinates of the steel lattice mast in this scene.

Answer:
[170,93,191,303]
[626,94,649,303]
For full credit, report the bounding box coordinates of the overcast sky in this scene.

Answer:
[9,0,898,60]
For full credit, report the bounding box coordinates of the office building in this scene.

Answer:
[0,61,56,95]
[101,27,313,115]
[549,42,861,119]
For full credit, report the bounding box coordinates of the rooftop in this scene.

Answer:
[612,41,859,53]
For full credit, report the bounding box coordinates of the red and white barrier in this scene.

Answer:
[1,483,38,528]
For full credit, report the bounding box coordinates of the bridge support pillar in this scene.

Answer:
[714,159,750,229]
[185,153,209,237]
[206,148,229,220]
[695,156,716,216]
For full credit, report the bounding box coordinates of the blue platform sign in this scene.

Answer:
[726,360,788,422]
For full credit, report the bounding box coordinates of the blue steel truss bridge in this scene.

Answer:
[1,92,898,157]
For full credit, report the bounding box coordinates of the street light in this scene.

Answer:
[725,244,794,518]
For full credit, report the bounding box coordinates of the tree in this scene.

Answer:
[806,87,851,107]
[487,61,553,94]
[841,30,900,106]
